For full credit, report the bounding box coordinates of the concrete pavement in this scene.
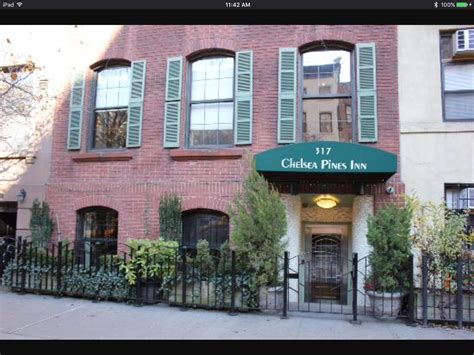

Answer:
[0,288,472,339]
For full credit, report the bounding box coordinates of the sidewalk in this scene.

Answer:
[0,288,472,340]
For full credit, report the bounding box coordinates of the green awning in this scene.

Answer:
[255,141,397,181]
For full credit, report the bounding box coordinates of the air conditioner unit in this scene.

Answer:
[453,29,474,57]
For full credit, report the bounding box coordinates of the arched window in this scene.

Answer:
[188,56,234,147]
[92,63,131,148]
[302,45,353,143]
[182,209,229,250]
[76,207,118,263]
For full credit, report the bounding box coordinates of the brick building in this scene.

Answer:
[44,25,403,303]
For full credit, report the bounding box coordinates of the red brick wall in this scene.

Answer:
[47,25,402,243]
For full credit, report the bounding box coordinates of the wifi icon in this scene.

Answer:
[16,2,23,7]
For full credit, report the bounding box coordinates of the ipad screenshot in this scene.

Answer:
[0,0,472,352]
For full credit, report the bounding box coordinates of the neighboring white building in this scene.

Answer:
[399,25,474,231]
[0,26,122,238]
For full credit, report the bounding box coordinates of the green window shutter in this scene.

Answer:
[164,101,181,147]
[234,50,253,145]
[164,56,183,148]
[356,43,378,143]
[126,60,147,148]
[67,71,85,150]
[278,48,297,144]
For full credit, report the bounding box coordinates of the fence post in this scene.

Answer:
[351,253,361,324]
[135,270,143,307]
[16,236,22,261]
[229,250,238,316]
[132,246,143,307]
[56,241,63,296]
[20,240,27,293]
[14,236,21,290]
[421,254,428,326]
[180,247,188,311]
[456,258,463,329]
[407,254,416,326]
[281,251,289,319]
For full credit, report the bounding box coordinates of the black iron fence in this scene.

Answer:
[2,237,473,326]
[2,238,284,313]
[283,251,414,323]
[3,238,133,301]
[415,255,473,327]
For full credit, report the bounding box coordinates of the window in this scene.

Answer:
[319,85,332,94]
[445,184,474,210]
[76,207,118,264]
[182,209,229,250]
[189,57,234,147]
[302,48,353,142]
[440,31,474,121]
[319,112,333,133]
[445,184,474,250]
[345,105,352,123]
[93,66,130,148]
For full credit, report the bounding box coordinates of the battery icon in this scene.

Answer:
[456,2,469,7]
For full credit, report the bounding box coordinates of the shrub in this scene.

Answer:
[2,261,53,289]
[62,265,132,300]
[366,202,413,292]
[29,199,54,248]
[229,159,287,290]
[159,194,182,242]
[193,239,215,277]
[410,196,470,281]
[217,240,232,274]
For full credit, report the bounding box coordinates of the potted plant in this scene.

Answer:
[119,239,179,303]
[229,158,287,310]
[366,202,413,319]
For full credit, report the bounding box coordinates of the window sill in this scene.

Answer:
[72,152,134,163]
[169,148,244,161]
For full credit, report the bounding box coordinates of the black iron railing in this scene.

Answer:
[2,238,284,313]
[3,237,473,326]
[416,255,473,327]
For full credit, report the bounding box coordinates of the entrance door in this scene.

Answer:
[0,202,17,238]
[310,234,342,301]
[0,202,17,277]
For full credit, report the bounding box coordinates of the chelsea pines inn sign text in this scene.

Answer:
[255,142,397,175]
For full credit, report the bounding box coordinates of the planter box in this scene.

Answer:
[259,286,284,310]
[366,290,403,319]
[137,280,162,304]
[414,290,474,321]
[170,281,242,308]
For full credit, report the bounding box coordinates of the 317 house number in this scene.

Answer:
[225,2,252,7]
[315,147,332,155]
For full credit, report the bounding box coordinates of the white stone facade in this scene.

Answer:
[282,193,373,305]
